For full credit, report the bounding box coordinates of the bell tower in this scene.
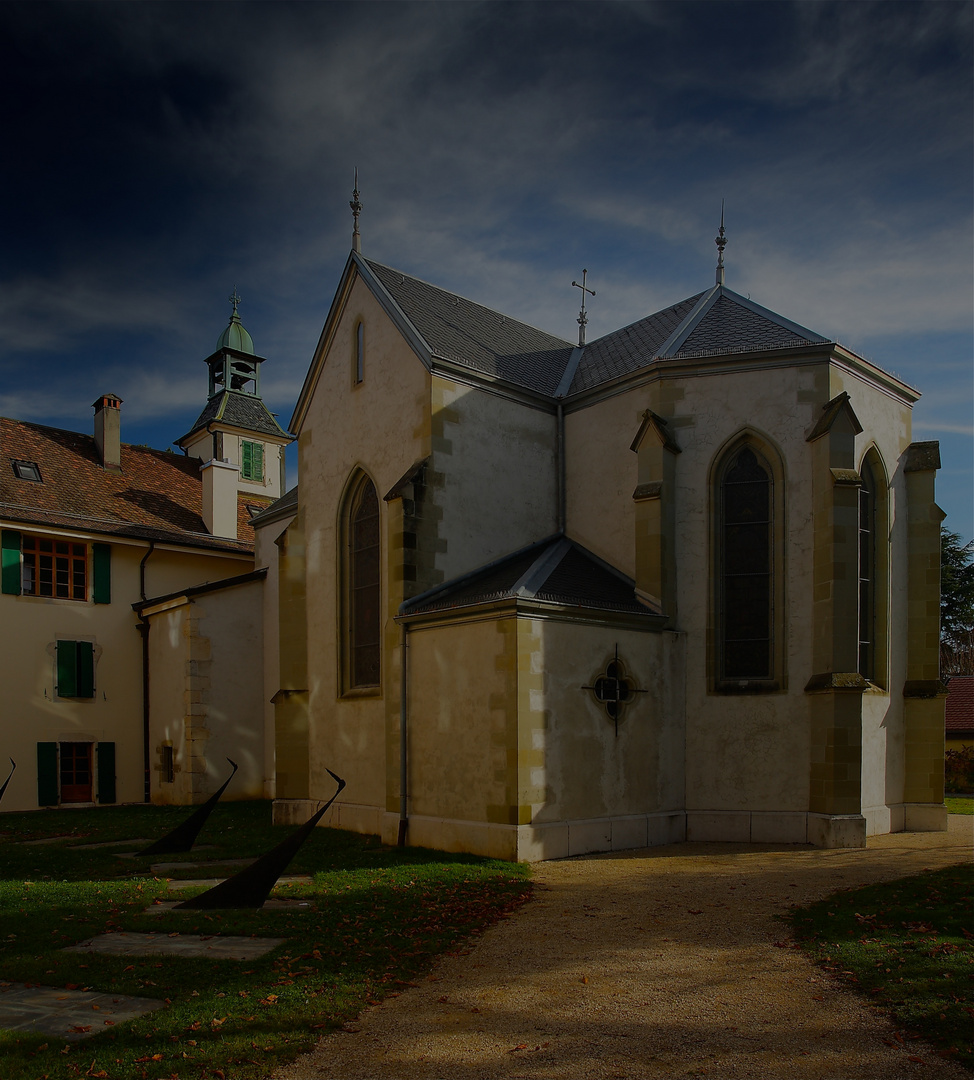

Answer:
[176,292,294,539]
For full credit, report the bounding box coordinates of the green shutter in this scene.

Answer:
[37,743,58,806]
[241,440,264,481]
[76,641,95,698]
[56,641,77,698]
[1,530,21,595]
[56,641,94,698]
[92,544,111,604]
[96,742,116,803]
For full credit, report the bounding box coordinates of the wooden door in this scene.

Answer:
[59,742,93,803]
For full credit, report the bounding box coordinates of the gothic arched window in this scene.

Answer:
[717,444,774,682]
[346,476,380,688]
[857,450,888,687]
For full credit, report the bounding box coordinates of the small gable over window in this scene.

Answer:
[11,460,42,482]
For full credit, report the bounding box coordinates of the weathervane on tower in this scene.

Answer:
[350,168,363,253]
[715,201,727,286]
[572,269,595,346]
[229,288,241,317]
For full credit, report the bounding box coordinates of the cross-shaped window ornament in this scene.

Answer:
[582,646,646,735]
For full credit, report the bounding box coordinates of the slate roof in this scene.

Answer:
[180,390,291,444]
[399,535,657,619]
[946,676,974,735]
[568,293,704,394]
[673,293,826,358]
[365,260,576,397]
[360,256,833,401]
[1,417,260,552]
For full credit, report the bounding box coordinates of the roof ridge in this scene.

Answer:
[364,257,575,348]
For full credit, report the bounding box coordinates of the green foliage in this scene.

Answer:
[941,527,974,675]
[790,864,974,1069]
[0,803,531,1079]
[945,747,974,795]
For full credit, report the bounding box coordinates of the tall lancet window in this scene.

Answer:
[347,477,380,688]
[858,457,877,681]
[718,445,773,681]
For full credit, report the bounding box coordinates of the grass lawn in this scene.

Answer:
[789,863,974,1070]
[0,802,531,1080]
[945,796,973,815]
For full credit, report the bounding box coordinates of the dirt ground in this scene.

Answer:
[276,816,973,1080]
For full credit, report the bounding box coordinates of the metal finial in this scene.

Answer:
[350,168,362,253]
[572,269,596,347]
[715,201,727,286]
[229,288,241,317]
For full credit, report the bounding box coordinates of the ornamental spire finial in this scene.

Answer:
[715,201,727,286]
[572,269,596,347]
[350,168,363,253]
[229,288,241,318]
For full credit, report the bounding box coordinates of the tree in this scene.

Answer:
[941,527,974,676]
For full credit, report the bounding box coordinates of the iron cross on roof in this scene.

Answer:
[572,269,595,346]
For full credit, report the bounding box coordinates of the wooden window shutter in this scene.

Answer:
[56,640,77,697]
[1,529,21,595]
[96,742,116,803]
[241,439,252,477]
[57,641,94,698]
[253,442,264,480]
[37,742,58,805]
[92,544,111,604]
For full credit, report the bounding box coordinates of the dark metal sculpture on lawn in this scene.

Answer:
[137,758,239,857]
[175,768,346,910]
[0,759,15,805]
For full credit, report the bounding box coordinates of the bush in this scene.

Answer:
[944,745,974,794]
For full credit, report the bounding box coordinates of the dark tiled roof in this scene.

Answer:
[1,417,255,552]
[249,485,298,528]
[946,676,974,734]
[180,391,290,444]
[400,535,654,619]
[673,294,825,358]
[365,260,576,397]
[568,293,704,394]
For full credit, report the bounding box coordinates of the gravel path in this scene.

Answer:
[276,817,973,1080]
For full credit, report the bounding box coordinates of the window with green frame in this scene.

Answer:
[241,440,264,481]
[1,531,110,602]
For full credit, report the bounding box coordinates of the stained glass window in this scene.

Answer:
[348,478,380,687]
[858,458,876,681]
[720,446,772,680]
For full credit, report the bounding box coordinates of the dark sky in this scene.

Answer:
[1,1,971,535]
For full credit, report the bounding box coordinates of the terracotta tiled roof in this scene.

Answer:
[946,676,974,734]
[1,417,256,552]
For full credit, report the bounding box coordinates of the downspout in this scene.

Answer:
[138,541,155,803]
[397,622,409,846]
[556,401,566,534]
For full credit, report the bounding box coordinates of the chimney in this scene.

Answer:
[201,458,240,539]
[93,394,123,471]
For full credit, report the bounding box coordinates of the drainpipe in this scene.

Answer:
[398,622,409,846]
[138,541,155,803]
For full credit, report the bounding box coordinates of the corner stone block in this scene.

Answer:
[807,813,866,849]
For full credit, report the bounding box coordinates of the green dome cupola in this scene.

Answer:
[216,290,256,355]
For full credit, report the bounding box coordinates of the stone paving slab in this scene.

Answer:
[149,858,254,873]
[164,873,311,891]
[0,980,164,1040]
[147,898,313,914]
[72,838,153,850]
[64,931,286,960]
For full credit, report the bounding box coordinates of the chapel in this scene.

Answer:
[258,206,947,860]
